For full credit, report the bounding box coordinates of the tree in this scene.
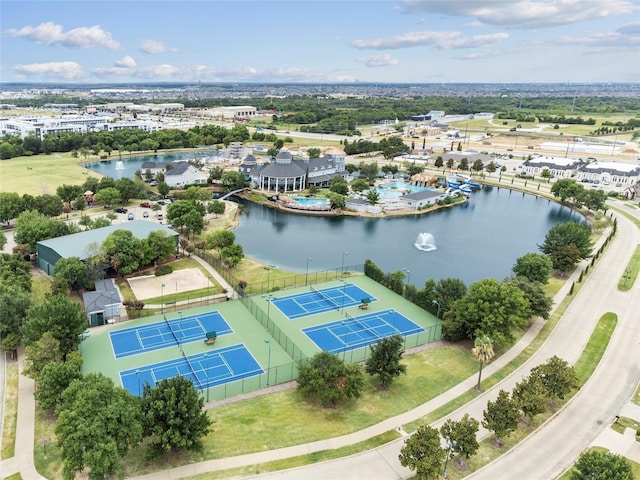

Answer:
[550,243,583,273]
[539,221,593,270]
[94,187,121,207]
[220,170,247,191]
[529,355,579,402]
[329,175,349,195]
[442,279,530,346]
[141,375,212,458]
[103,229,142,276]
[208,199,226,217]
[0,253,32,293]
[508,276,553,320]
[365,335,407,389]
[583,189,608,212]
[0,192,22,225]
[57,184,85,204]
[167,200,205,233]
[182,208,205,238]
[14,210,77,253]
[511,375,546,425]
[157,180,170,197]
[358,161,379,182]
[0,230,6,251]
[307,147,321,158]
[22,294,87,358]
[471,335,494,391]
[23,332,63,381]
[0,281,32,340]
[512,252,553,284]
[482,389,519,447]
[55,373,143,480]
[184,185,210,202]
[220,242,244,268]
[350,178,370,192]
[297,351,365,408]
[366,189,380,205]
[35,360,83,412]
[33,194,64,217]
[54,256,89,291]
[326,191,346,209]
[439,414,480,466]
[398,424,445,480]
[571,450,633,480]
[115,177,143,203]
[205,229,235,257]
[551,179,584,205]
[141,230,176,266]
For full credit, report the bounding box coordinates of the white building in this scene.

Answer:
[521,156,584,178]
[576,161,640,186]
[164,161,208,188]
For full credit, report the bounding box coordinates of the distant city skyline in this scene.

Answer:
[1,0,639,84]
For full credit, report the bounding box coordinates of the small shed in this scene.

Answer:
[82,279,121,327]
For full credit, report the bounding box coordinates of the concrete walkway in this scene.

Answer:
[2,209,639,480]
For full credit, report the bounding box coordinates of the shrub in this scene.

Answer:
[155,264,173,276]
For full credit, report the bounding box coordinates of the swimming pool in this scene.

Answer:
[292,197,330,206]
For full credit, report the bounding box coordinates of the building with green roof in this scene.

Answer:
[36,220,179,276]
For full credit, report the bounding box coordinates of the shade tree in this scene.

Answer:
[439,413,480,468]
[365,334,407,389]
[571,450,633,480]
[398,424,446,480]
[297,351,365,408]
[141,375,212,459]
[512,252,553,284]
[482,389,519,447]
[55,373,143,480]
[539,221,593,271]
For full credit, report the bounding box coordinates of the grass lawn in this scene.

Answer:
[119,344,477,476]
[1,360,18,459]
[557,447,640,479]
[0,151,103,196]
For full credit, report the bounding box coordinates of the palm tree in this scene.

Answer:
[472,335,494,391]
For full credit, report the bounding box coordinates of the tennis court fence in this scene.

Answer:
[240,295,308,364]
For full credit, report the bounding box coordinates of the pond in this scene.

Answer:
[233,187,583,287]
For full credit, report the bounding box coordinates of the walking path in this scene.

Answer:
[2,204,639,480]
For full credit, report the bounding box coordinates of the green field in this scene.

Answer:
[0,151,103,196]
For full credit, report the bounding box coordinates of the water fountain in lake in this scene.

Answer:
[415,232,437,251]
[115,161,125,170]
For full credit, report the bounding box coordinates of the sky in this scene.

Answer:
[1,0,639,84]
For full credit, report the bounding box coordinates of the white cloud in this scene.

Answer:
[115,56,137,68]
[357,54,399,67]
[400,0,639,29]
[13,61,84,80]
[351,30,507,51]
[5,21,120,49]
[140,39,177,54]
[352,30,460,49]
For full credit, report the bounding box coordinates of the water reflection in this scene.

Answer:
[233,187,583,287]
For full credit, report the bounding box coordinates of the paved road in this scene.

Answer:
[241,208,640,479]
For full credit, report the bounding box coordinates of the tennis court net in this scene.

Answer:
[344,311,380,340]
[164,315,180,345]
[182,350,203,390]
[310,285,341,311]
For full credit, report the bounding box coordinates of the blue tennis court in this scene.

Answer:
[272,283,376,320]
[119,343,263,396]
[303,309,425,354]
[109,311,233,358]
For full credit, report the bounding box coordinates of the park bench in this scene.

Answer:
[204,331,217,345]
[359,297,371,310]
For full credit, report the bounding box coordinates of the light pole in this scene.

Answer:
[432,299,441,319]
[161,283,165,314]
[204,353,209,402]
[402,268,411,286]
[261,294,273,319]
[342,321,347,360]
[341,251,348,274]
[136,369,141,396]
[443,436,456,478]
[264,339,271,386]
[266,264,276,292]
[305,257,312,286]
[340,279,346,312]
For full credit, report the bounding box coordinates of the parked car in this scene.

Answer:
[157,213,164,220]
[114,207,128,214]
[149,181,158,187]
[143,211,149,218]
[127,213,134,220]
[140,202,151,208]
